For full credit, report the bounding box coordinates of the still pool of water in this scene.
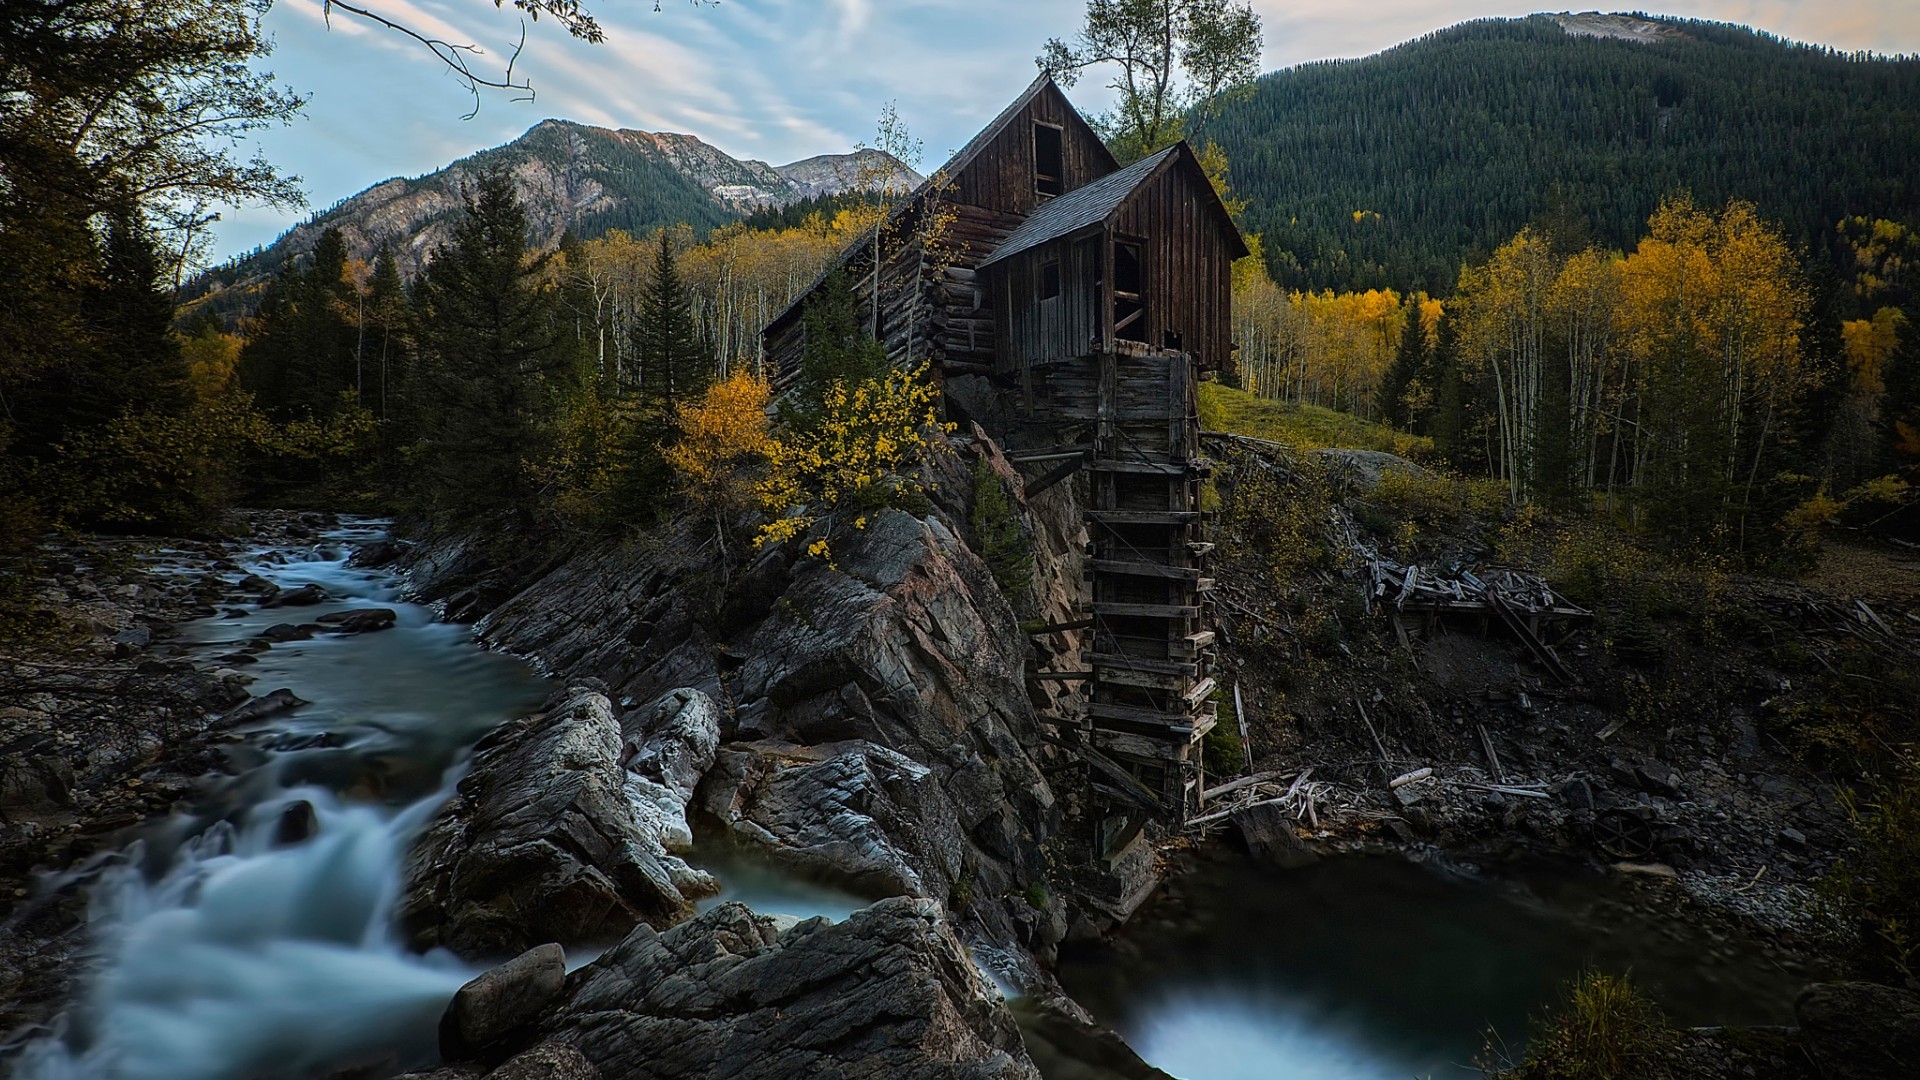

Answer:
[1058,851,1816,1080]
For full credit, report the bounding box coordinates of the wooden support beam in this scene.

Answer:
[1089,701,1212,730]
[1086,652,1197,676]
[1088,510,1201,525]
[1089,559,1202,581]
[1028,618,1094,635]
[1093,602,1201,619]
[1024,455,1085,498]
[1030,670,1092,682]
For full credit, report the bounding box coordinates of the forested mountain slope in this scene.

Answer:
[1209,13,1920,293]
[192,121,915,304]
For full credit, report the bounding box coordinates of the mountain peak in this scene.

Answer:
[198,122,919,301]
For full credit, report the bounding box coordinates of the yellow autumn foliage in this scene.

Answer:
[665,370,775,513]
[754,365,948,554]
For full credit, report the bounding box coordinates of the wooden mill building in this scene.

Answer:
[762,76,1247,820]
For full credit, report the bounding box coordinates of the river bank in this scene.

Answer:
[2,511,343,1036]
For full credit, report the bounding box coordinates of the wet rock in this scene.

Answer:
[348,538,407,568]
[402,686,721,958]
[275,799,317,845]
[1231,802,1320,869]
[1009,996,1174,1080]
[260,622,311,643]
[263,583,326,608]
[483,899,1038,1080]
[440,943,568,1060]
[216,688,309,727]
[110,626,152,653]
[318,607,397,635]
[1796,981,1920,1080]
[0,745,76,810]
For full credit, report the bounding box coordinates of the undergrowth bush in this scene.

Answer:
[1824,758,1920,987]
[1497,970,1681,1080]
[968,457,1034,609]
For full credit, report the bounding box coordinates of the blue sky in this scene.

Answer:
[213,1,1920,261]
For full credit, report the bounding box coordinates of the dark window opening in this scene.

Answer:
[1034,123,1065,197]
[1162,330,1183,352]
[1113,241,1146,342]
[1039,259,1061,300]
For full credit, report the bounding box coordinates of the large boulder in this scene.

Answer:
[1796,981,1920,1080]
[466,898,1041,1080]
[699,739,969,900]
[402,686,722,957]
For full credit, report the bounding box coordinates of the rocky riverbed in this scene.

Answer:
[5,439,1918,1080]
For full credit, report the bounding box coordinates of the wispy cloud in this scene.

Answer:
[211,0,1920,260]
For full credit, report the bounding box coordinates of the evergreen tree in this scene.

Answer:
[237,226,359,419]
[1377,301,1427,429]
[409,171,571,520]
[787,270,887,429]
[1428,309,1466,465]
[635,230,708,410]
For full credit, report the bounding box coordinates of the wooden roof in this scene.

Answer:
[978,142,1251,269]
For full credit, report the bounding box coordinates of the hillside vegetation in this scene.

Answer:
[1210,14,1920,293]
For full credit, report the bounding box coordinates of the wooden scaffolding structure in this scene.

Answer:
[1079,342,1216,820]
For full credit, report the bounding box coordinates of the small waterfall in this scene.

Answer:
[16,790,473,1080]
[11,521,544,1080]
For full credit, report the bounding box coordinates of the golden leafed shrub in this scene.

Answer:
[755,365,949,555]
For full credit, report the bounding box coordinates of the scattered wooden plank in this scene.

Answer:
[1390,767,1434,789]
[1354,699,1389,762]
[1477,723,1505,783]
[1233,683,1252,775]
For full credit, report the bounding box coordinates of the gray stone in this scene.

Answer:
[402,686,722,957]
[1232,801,1320,868]
[318,607,398,634]
[1796,981,1920,1080]
[439,943,568,1059]
[262,582,327,607]
[260,622,311,642]
[489,899,1039,1080]
[215,688,309,727]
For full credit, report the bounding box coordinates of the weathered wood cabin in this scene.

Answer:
[762,76,1247,821]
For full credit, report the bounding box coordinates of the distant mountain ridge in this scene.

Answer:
[1209,12,1920,293]
[198,120,917,299]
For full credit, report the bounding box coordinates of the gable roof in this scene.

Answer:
[977,146,1178,269]
[977,141,1251,269]
[764,75,1117,335]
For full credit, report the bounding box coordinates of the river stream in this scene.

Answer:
[12,521,1813,1080]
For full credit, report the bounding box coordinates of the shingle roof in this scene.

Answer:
[974,146,1180,270]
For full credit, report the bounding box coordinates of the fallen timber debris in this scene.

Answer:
[1363,554,1591,683]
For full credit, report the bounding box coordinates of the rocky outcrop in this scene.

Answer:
[401,686,722,957]
[401,481,1070,972]
[1796,981,1920,1080]
[418,898,1041,1080]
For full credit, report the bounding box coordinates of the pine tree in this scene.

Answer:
[635,230,708,410]
[787,269,887,430]
[1429,309,1466,465]
[410,170,571,520]
[1377,301,1428,429]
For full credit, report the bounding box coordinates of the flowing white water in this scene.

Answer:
[14,521,548,1080]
